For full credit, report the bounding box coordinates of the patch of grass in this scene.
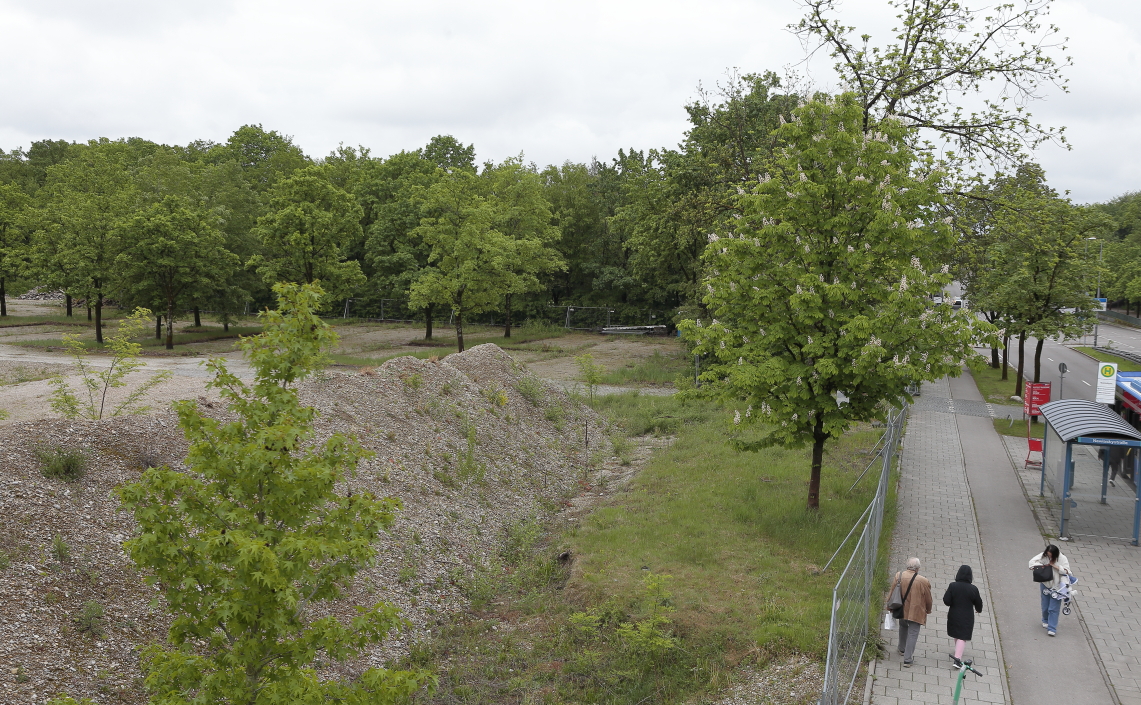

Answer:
[327,350,440,367]
[515,375,545,406]
[35,445,89,482]
[590,391,713,436]
[967,360,1022,404]
[0,364,61,386]
[11,325,263,352]
[0,314,113,328]
[403,394,895,704]
[52,534,71,564]
[600,350,691,387]
[1074,347,1141,372]
[74,600,105,637]
[0,550,9,570]
[993,417,1045,439]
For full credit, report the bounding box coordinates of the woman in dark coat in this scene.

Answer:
[943,564,984,664]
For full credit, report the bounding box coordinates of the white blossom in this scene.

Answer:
[745,405,752,418]
[847,245,855,252]
[738,357,744,365]
[734,410,742,425]
[708,233,720,242]
[941,264,950,274]
[910,256,922,269]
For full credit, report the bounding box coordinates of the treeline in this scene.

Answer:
[0,72,798,349]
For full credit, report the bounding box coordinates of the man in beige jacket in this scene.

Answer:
[886,557,933,666]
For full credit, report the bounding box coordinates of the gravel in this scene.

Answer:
[0,343,604,704]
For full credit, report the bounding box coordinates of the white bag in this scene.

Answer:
[884,611,897,631]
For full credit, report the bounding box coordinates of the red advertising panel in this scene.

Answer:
[1024,381,1051,416]
[1123,389,1141,414]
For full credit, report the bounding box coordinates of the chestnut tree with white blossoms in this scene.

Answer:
[679,93,994,511]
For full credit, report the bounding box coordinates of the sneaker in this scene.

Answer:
[1110,480,1116,487]
[897,650,905,656]
[903,661,913,668]
[951,656,963,669]
[1048,630,1056,637]
[1042,622,1049,628]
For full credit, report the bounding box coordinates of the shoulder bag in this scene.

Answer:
[1033,563,1054,583]
[889,571,918,620]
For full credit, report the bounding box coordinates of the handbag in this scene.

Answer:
[887,571,918,620]
[1033,564,1054,583]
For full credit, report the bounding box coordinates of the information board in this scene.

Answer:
[1096,362,1118,404]
[1024,381,1051,416]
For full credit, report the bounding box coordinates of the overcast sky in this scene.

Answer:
[1,0,1137,203]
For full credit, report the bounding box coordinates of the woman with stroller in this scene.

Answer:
[943,565,983,666]
[1029,544,1072,637]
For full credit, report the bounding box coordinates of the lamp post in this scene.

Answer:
[1087,237,1104,347]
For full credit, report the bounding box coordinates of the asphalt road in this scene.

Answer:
[979,321,1141,403]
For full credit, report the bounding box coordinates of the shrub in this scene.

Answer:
[74,600,105,637]
[404,372,424,389]
[481,385,509,407]
[51,535,71,564]
[35,445,88,482]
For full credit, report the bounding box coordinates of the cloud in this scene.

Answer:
[0,0,1136,201]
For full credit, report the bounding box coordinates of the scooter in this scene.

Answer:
[950,656,984,704]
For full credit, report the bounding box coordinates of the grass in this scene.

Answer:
[11,325,263,353]
[1074,347,1141,372]
[599,350,691,386]
[0,313,117,328]
[968,360,1023,404]
[0,364,61,386]
[402,393,897,704]
[35,445,89,482]
[993,417,1045,439]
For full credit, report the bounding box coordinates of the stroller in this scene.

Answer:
[1044,574,1078,616]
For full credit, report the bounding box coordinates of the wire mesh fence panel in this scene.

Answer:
[819,404,908,705]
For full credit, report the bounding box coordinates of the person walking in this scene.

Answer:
[943,564,983,666]
[886,557,933,667]
[1029,544,1072,637]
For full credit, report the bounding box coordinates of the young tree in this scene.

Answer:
[250,166,366,303]
[116,283,431,705]
[0,182,31,316]
[680,94,991,510]
[795,0,1070,163]
[116,196,240,349]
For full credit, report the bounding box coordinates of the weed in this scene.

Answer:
[600,350,690,387]
[15,666,28,682]
[575,352,605,401]
[35,444,89,482]
[515,375,545,406]
[45,695,98,705]
[611,433,634,465]
[457,420,484,482]
[74,600,105,637]
[398,564,418,584]
[404,373,424,390]
[544,404,565,429]
[51,534,71,563]
[433,469,457,488]
[385,430,397,442]
[0,550,9,570]
[481,385,509,407]
[133,449,161,470]
[440,380,457,395]
[44,590,63,605]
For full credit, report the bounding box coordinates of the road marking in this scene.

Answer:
[1083,380,1092,386]
[1047,357,1054,361]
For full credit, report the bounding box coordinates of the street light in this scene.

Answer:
[1087,237,1104,347]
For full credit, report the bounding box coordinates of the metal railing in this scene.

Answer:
[819,403,909,705]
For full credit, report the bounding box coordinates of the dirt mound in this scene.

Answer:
[0,344,600,704]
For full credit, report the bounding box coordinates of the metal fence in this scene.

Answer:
[819,403,909,705]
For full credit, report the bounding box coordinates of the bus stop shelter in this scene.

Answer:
[1039,399,1141,544]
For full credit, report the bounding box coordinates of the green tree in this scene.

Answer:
[250,166,366,303]
[795,0,1070,163]
[35,142,136,340]
[209,124,309,194]
[0,182,31,316]
[680,94,991,510]
[116,283,431,705]
[116,196,240,349]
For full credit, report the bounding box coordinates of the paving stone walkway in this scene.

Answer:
[872,377,1008,705]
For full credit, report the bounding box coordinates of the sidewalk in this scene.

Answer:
[872,371,1119,704]
[871,376,1008,705]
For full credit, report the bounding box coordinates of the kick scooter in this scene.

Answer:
[950,656,983,703]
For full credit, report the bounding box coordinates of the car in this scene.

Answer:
[933,295,944,305]
[952,297,963,309]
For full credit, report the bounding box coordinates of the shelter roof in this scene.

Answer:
[1039,399,1141,443]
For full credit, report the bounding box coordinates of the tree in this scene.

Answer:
[795,0,1070,163]
[49,308,172,420]
[116,196,240,349]
[250,166,366,303]
[0,182,31,316]
[976,165,1109,395]
[680,94,990,510]
[116,283,432,705]
[483,158,564,337]
[36,142,135,341]
[209,124,309,194]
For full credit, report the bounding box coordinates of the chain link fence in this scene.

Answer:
[819,403,909,705]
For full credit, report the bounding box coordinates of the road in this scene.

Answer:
[982,321,1141,403]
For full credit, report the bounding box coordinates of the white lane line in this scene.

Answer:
[1047,357,1054,361]
[1083,380,1092,386]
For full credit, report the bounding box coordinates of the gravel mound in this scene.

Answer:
[16,287,66,301]
[0,343,601,704]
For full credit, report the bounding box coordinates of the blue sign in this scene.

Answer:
[1075,436,1141,447]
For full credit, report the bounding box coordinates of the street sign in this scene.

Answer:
[1096,362,1118,404]
[1024,381,1051,416]
[1096,298,1108,311]
[1059,362,1068,374]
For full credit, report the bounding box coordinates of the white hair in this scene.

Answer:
[906,557,921,571]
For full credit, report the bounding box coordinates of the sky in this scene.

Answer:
[0,0,1138,203]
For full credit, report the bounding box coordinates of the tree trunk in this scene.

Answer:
[87,304,91,322]
[166,301,175,350]
[1014,331,1027,398]
[1033,337,1045,382]
[990,343,1000,369]
[65,293,72,317]
[1001,334,1010,380]
[155,314,162,340]
[425,303,433,340]
[94,293,103,344]
[503,294,512,338]
[223,319,229,332]
[455,310,465,353]
[194,307,201,328]
[0,277,6,316]
[808,416,826,510]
